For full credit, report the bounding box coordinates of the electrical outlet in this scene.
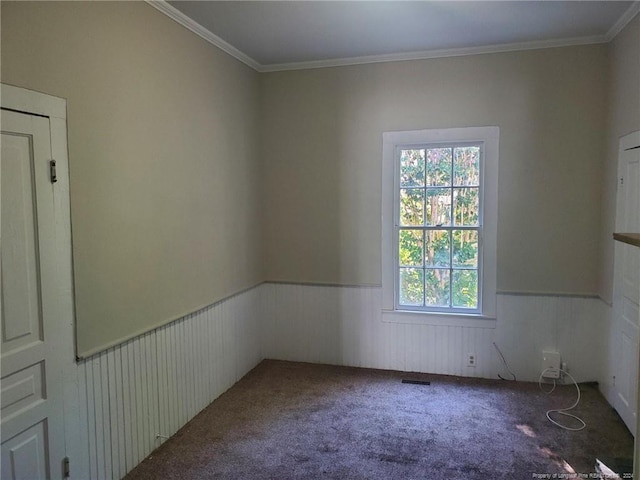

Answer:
[467,353,476,367]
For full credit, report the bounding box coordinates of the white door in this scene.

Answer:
[612,132,640,435]
[1,109,67,479]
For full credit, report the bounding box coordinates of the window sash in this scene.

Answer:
[396,234,482,312]
[394,142,484,314]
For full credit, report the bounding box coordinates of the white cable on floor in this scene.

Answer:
[538,367,586,431]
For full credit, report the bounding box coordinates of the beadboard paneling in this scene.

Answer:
[261,283,498,378]
[261,283,605,383]
[69,283,606,479]
[71,286,262,479]
[495,293,605,383]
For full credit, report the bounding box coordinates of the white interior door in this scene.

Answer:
[612,133,640,435]
[1,108,67,479]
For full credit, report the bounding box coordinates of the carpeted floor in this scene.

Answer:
[125,360,634,480]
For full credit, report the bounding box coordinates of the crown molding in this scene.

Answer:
[260,35,607,72]
[605,1,640,41]
[145,0,261,71]
[146,0,626,74]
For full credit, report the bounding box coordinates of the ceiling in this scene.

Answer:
[155,1,640,71]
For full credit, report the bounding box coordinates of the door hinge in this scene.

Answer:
[63,456,70,478]
[620,177,624,186]
[50,160,57,183]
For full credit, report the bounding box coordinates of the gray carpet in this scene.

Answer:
[125,360,634,479]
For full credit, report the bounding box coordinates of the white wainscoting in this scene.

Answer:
[261,283,606,384]
[66,282,607,479]
[67,286,262,480]
[494,292,606,383]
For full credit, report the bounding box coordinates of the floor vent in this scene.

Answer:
[401,379,431,385]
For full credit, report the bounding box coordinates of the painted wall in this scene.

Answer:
[260,45,608,295]
[0,1,263,356]
[598,14,640,304]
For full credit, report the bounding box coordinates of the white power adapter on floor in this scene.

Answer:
[541,351,561,379]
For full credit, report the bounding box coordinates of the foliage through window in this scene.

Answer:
[396,144,482,312]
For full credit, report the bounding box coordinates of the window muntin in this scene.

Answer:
[395,143,483,313]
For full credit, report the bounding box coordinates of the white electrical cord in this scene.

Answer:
[538,368,586,431]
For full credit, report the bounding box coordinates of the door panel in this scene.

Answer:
[1,109,66,480]
[1,362,46,420]
[2,130,45,353]
[1,420,48,480]
[618,310,639,412]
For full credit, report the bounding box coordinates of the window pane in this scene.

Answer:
[424,269,450,306]
[426,148,452,186]
[400,149,425,187]
[454,146,480,186]
[452,230,478,268]
[453,188,479,226]
[399,230,423,267]
[400,189,424,226]
[399,268,424,306]
[425,189,451,226]
[425,230,450,267]
[452,270,478,309]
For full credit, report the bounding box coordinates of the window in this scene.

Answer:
[382,127,498,321]
[397,144,482,312]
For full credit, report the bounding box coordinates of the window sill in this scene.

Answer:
[382,309,496,328]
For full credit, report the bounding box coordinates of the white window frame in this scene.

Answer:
[382,126,498,326]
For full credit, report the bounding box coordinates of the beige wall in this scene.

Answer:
[1,2,263,356]
[2,1,620,355]
[599,14,640,304]
[260,46,608,293]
